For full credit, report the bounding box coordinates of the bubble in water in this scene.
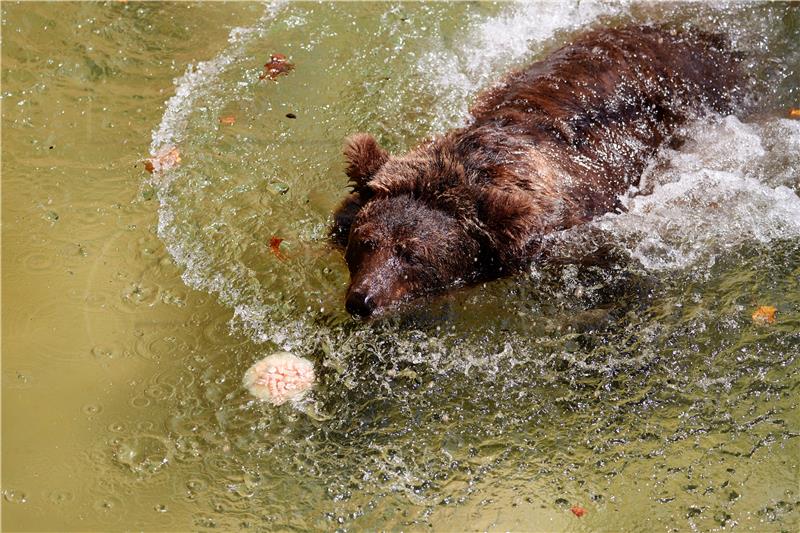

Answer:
[22,252,53,271]
[2,489,28,504]
[82,403,103,416]
[129,395,151,408]
[144,383,174,400]
[136,420,155,432]
[91,345,116,359]
[47,490,74,504]
[93,497,120,512]
[187,478,209,493]
[121,282,158,306]
[112,435,172,476]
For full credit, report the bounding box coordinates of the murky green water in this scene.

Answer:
[2,2,799,531]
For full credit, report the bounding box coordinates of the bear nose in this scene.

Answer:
[346,289,375,318]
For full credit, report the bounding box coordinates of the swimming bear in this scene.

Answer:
[331,25,743,317]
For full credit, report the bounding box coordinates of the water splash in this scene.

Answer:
[148,2,290,345]
[147,2,800,349]
[147,1,626,346]
[137,3,800,530]
[596,116,800,271]
[149,2,284,157]
[418,1,628,131]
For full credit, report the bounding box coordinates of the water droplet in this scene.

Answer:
[94,498,118,512]
[3,489,28,504]
[112,435,171,476]
[144,383,173,400]
[186,479,208,492]
[48,490,73,504]
[122,283,157,306]
[91,346,116,359]
[130,395,151,408]
[82,403,103,416]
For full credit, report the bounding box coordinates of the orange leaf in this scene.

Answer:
[259,53,294,81]
[570,506,587,518]
[752,305,777,324]
[144,146,181,174]
[219,115,236,126]
[270,236,287,261]
[789,108,800,118]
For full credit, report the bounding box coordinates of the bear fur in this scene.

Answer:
[332,25,742,317]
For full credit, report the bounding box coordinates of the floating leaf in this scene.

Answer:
[259,53,294,81]
[144,146,181,174]
[270,236,287,261]
[752,305,777,324]
[219,115,236,126]
[570,506,587,518]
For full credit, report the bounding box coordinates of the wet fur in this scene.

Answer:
[332,25,743,316]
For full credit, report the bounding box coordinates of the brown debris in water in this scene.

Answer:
[259,53,294,81]
[789,108,800,119]
[144,146,181,174]
[570,506,587,518]
[269,236,287,260]
[752,305,777,324]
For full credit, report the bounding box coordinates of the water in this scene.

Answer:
[2,2,798,531]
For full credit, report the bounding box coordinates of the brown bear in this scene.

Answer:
[331,25,742,317]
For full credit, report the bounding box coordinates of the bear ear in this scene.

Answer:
[344,133,389,188]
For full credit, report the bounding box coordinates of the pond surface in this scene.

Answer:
[2,2,799,531]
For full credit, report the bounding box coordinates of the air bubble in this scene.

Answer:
[82,403,103,416]
[3,489,28,504]
[112,435,172,476]
[47,490,74,504]
[130,395,151,408]
[91,345,116,359]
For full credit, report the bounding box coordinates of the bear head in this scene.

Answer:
[332,134,481,317]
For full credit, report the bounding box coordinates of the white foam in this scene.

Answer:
[595,116,800,271]
[418,1,627,131]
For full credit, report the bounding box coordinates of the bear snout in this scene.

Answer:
[345,288,377,318]
[345,262,411,318]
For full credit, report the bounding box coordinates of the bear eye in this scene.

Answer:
[394,243,414,262]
